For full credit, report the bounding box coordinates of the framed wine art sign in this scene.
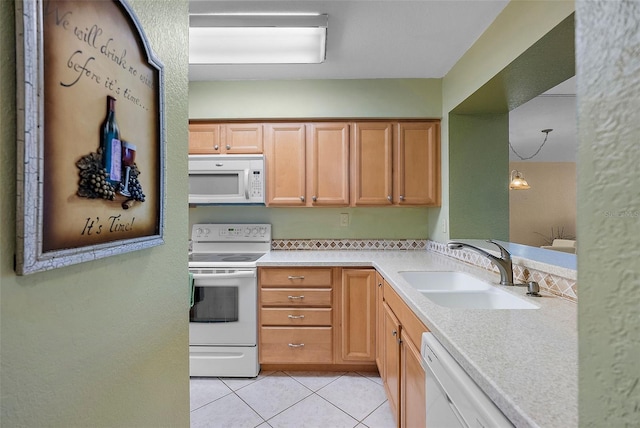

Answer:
[15,0,166,275]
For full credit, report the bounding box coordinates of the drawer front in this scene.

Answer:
[261,288,332,307]
[260,327,333,363]
[261,308,332,326]
[260,268,333,287]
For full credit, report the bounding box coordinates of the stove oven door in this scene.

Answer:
[189,269,257,346]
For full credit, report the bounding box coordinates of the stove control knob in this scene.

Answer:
[260,227,267,236]
[252,227,259,236]
[204,228,210,235]
[196,228,203,236]
[244,227,251,236]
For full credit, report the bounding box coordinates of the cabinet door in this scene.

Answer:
[264,124,307,206]
[339,269,376,362]
[351,122,393,205]
[375,272,385,377]
[188,123,221,154]
[383,302,401,427]
[395,122,440,205]
[223,123,263,153]
[401,333,426,428]
[307,123,350,206]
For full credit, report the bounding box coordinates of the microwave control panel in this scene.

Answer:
[250,170,264,198]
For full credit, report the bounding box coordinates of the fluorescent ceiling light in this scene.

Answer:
[189,14,328,64]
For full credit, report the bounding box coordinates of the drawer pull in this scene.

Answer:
[287,295,305,300]
[287,275,305,280]
[288,314,305,319]
[288,343,305,348]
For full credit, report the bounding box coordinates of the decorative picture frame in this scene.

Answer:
[15,0,166,275]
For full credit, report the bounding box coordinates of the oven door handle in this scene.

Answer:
[191,271,256,280]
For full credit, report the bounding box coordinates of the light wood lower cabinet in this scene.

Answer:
[260,326,333,364]
[337,268,377,363]
[258,267,376,369]
[383,301,402,427]
[380,277,429,428]
[401,332,426,428]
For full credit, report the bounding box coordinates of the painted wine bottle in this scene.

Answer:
[101,96,122,186]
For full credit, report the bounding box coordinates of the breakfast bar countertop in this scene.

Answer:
[257,250,578,428]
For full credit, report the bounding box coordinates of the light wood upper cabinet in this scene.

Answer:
[351,122,394,205]
[307,123,350,206]
[265,122,350,207]
[188,123,222,154]
[223,123,263,153]
[337,269,376,363]
[351,120,440,206]
[395,121,440,206]
[264,123,307,206]
[188,123,263,154]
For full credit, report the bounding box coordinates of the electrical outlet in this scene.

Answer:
[340,213,349,227]
[442,219,448,233]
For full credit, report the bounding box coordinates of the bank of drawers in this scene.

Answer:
[259,267,334,364]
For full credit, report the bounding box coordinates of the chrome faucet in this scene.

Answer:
[447,240,514,286]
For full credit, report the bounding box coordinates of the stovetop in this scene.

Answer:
[189,223,271,268]
[189,252,264,264]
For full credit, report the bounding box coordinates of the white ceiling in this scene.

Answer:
[509,76,576,162]
[188,1,575,162]
[188,0,509,81]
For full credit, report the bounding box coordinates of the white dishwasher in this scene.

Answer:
[421,333,513,428]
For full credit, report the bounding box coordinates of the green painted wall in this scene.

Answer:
[189,206,428,239]
[0,1,190,426]
[189,78,442,119]
[576,2,640,425]
[432,1,575,243]
[189,78,441,239]
[449,113,509,240]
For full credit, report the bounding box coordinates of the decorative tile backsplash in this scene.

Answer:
[269,238,577,302]
[271,239,427,251]
[427,240,578,302]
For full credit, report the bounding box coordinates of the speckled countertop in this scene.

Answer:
[257,250,577,428]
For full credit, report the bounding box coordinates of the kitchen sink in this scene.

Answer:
[400,271,493,292]
[399,271,539,310]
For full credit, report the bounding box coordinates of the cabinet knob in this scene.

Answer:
[392,330,397,337]
[214,144,219,150]
[226,144,231,150]
[387,195,392,201]
[378,282,382,287]
[399,195,405,201]
[312,195,317,202]
[300,196,305,202]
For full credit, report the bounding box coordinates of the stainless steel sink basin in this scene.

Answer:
[399,271,539,310]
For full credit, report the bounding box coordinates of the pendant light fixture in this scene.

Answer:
[508,128,552,190]
[509,170,530,190]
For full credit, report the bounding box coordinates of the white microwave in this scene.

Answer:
[188,154,265,205]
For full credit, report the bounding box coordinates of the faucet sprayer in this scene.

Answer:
[447,240,514,286]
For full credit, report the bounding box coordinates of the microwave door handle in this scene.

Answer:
[191,271,256,281]
[244,169,250,200]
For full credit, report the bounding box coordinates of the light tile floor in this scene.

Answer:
[190,371,396,428]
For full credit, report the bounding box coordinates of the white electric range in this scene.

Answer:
[189,223,271,377]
